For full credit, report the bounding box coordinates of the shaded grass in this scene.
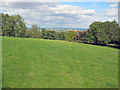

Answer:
[2,37,118,88]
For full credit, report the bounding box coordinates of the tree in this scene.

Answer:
[0,13,2,36]
[42,29,56,40]
[55,31,66,40]
[96,22,111,44]
[12,15,27,38]
[86,22,102,44]
[78,30,88,42]
[31,24,42,38]
[42,28,47,39]
[74,35,80,42]
[2,13,12,36]
[65,30,76,42]
[1,14,27,37]
[25,29,32,38]
[31,24,38,38]
[48,30,56,40]
[110,20,119,44]
[87,20,120,45]
[96,21,120,45]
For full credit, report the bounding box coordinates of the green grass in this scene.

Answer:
[2,37,118,88]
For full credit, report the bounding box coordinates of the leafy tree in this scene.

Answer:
[42,29,56,40]
[31,24,38,38]
[87,20,120,45]
[86,22,102,44]
[74,35,80,42]
[31,24,42,38]
[65,30,76,42]
[96,22,111,44]
[25,29,32,38]
[96,21,120,44]
[42,28,48,39]
[1,14,27,37]
[12,15,27,37]
[110,20,120,44]
[48,30,56,40]
[37,27,42,38]
[0,13,2,36]
[2,13,11,36]
[78,30,88,42]
[56,31,66,40]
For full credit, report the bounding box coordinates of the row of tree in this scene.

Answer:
[1,13,120,45]
[26,26,76,42]
[0,13,76,41]
[74,21,120,45]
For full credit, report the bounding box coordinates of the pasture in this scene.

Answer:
[2,37,118,88]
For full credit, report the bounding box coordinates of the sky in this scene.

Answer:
[0,0,119,28]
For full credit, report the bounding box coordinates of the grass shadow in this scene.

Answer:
[79,42,120,49]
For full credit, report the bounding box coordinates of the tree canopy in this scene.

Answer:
[1,13,27,37]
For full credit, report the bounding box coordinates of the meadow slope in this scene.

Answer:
[2,37,118,88]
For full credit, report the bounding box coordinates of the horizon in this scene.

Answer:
[27,27,88,29]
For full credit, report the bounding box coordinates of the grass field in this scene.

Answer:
[2,37,118,88]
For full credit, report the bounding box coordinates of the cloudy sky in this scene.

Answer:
[0,0,119,28]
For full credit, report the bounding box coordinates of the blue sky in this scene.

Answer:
[0,11,3,13]
[61,2,111,9]
[0,2,118,28]
[61,2,117,13]
[1,2,117,13]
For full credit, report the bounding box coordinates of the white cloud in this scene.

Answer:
[2,0,118,2]
[49,5,95,15]
[106,0,120,2]
[110,3,118,7]
[1,2,118,28]
[57,17,64,19]
[104,8,118,17]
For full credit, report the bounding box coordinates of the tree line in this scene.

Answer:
[75,21,120,45]
[1,13,120,45]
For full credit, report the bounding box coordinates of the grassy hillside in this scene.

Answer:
[2,37,118,88]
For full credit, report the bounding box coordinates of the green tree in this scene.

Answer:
[25,29,31,38]
[31,24,42,38]
[42,28,48,39]
[12,15,27,37]
[86,22,102,44]
[65,30,76,42]
[2,13,11,36]
[96,21,120,44]
[42,29,56,40]
[56,31,66,40]
[110,20,119,43]
[0,13,2,36]
[48,30,56,40]
[96,22,111,44]
[1,14,27,37]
